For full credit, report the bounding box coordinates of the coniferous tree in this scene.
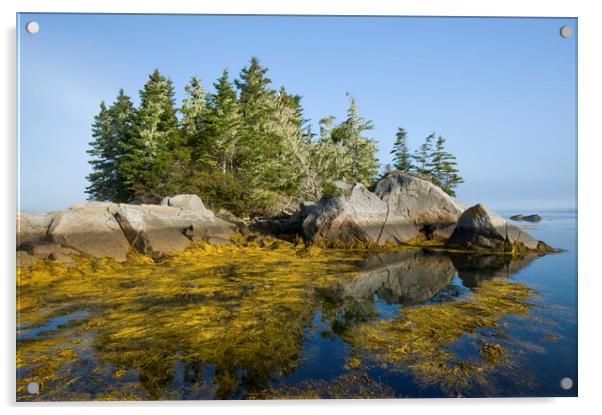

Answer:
[234,57,287,214]
[86,58,465,217]
[412,133,435,177]
[121,69,180,201]
[86,102,113,201]
[271,88,321,201]
[430,135,464,196]
[329,94,379,185]
[205,69,242,174]
[390,127,412,172]
[180,76,211,169]
[86,89,136,202]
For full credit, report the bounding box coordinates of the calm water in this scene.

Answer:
[276,211,577,398]
[17,211,577,400]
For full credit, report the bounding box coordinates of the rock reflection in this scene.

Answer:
[322,250,457,306]
[449,254,539,288]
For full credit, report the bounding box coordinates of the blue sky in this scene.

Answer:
[17,14,577,213]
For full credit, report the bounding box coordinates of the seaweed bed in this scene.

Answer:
[16,236,558,400]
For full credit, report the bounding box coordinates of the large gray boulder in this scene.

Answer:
[447,204,546,252]
[115,200,236,257]
[114,204,192,258]
[302,173,465,246]
[374,172,465,239]
[303,183,394,246]
[17,212,55,248]
[47,202,131,261]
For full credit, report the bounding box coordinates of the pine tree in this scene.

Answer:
[234,57,286,214]
[86,101,113,201]
[120,69,180,201]
[329,94,379,185]
[205,69,242,174]
[430,135,464,196]
[86,89,136,202]
[271,88,321,201]
[412,133,435,177]
[390,127,412,172]
[109,89,137,202]
[180,76,211,169]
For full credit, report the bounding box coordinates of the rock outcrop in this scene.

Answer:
[374,173,465,239]
[302,173,464,246]
[17,212,55,248]
[48,202,131,262]
[302,183,393,246]
[447,204,548,253]
[16,194,237,266]
[114,204,194,258]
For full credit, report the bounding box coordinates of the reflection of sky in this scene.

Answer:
[17,14,576,213]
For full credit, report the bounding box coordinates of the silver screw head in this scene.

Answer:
[26,381,39,394]
[25,21,39,34]
[559,25,572,38]
[560,377,573,390]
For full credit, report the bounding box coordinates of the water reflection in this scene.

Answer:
[449,254,539,288]
[323,250,456,305]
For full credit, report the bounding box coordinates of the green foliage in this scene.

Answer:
[205,69,242,175]
[430,135,464,196]
[86,89,136,202]
[387,130,465,197]
[86,58,462,216]
[313,95,380,191]
[412,132,435,177]
[119,69,182,202]
[390,127,412,172]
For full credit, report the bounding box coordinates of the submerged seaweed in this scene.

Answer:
[16,240,557,400]
[342,279,541,396]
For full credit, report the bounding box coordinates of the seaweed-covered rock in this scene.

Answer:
[447,204,547,252]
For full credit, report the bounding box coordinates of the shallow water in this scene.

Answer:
[16,212,577,400]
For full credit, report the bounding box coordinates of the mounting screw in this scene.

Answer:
[559,25,572,38]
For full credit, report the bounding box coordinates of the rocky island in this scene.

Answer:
[16,172,552,269]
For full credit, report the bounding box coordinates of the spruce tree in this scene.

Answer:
[205,69,242,174]
[330,94,379,185]
[86,101,113,201]
[109,89,137,202]
[180,76,210,169]
[430,135,464,196]
[234,57,285,214]
[390,127,412,172]
[120,69,180,201]
[86,89,136,202]
[271,88,321,201]
[412,133,435,177]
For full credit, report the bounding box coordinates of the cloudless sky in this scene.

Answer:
[17,13,577,213]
